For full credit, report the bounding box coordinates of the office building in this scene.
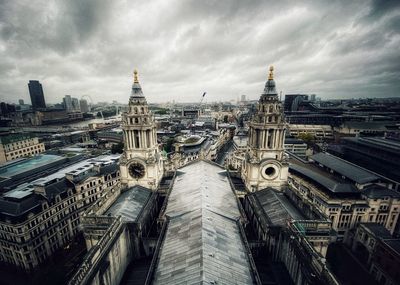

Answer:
[0,155,120,271]
[284,94,309,111]
[0,134,45,163]
[79,99,89,113]
[72,98,80,111]
[28,80,46,110]
[63,95,73,112]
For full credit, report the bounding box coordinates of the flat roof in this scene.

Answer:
[0,154,65,178]
[105,186,151,222]
[33,154,120,186]
[153,161,254,284]
[0,133,35,144]
[311,152,379,184]
[4,154,120,199]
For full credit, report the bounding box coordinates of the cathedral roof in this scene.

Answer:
[153,160,255,284]
[104,185,151,222]
[248,188,305,227]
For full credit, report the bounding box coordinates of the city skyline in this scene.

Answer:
[1,0,400,104]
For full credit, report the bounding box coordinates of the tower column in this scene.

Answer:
[140,131,144,148]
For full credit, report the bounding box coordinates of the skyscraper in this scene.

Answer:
[71,97,80,111]
[284,94,308,111]
[79,99,89,113]
[28,80,46,109]
[63,95,73,111]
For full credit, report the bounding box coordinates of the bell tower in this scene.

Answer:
[242,66,288,192]
[119,70,163,190]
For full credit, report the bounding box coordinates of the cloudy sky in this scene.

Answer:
[0,0,399,104]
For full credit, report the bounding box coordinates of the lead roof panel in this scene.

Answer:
[153,161,254,285]
[311,152,379,184]
[104,185,151,222]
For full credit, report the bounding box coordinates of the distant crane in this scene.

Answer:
[200,92,207,105]
[199,92,206,116]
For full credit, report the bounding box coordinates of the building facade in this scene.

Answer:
[350,223,400,285]
[288,155,400,237]
[288,124,334,142]
[0,134,45,163]
[119,70,163,190]
[242,66,289,191]
[0,155,120,271]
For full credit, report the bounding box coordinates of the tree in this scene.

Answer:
[297,133,315,146]
[164,138,175,153]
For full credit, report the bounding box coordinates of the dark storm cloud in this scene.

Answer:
[0,0,399,104]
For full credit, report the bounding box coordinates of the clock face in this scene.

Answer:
[129,162,145,179]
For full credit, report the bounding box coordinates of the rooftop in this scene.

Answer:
[284,137,307,145]
[0,194,42,218]
[251,188,305,227]
[153,161,254,284]
[233,135,248,147]
[343,137,400,154]
[362,184,400,199]
[289,161,358,194]
[310,152,379,184]
[0,133,35,145]
[360,223,392,239]
[0,154,66,179]
[105,186,151,222]
[3,154,120,200]
[382,239,400,257]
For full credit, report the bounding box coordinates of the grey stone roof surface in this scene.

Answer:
[105,185,151,222]
[153,161,254,285]
[311,152,379,184]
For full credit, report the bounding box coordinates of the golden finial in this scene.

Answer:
[133,69,139,83]
[268,65,274,80]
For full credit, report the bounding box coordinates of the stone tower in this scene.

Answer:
[242,66,288,192]
[119,70,163,190]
